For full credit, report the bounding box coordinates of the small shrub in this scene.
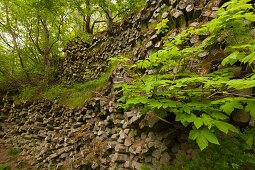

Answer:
[172,127,255,169]
[8,148,21,155]
[17,85,40,101]
[0,163,11,170]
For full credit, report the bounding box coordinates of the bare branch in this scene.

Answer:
[113,8,130,20]
[91,20,106,33]
[0,34,13,49]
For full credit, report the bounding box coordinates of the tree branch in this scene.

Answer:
[113,8,130,20]
[91,20,106,33]
[28,26,44,55]
[0,34,13,49]
[99,4,111,19]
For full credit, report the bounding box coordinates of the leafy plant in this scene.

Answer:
[173,127,255,170]
[0,163,11,170]
[114,0,255,150]
[155,18,169,34]
[8,147,21,155]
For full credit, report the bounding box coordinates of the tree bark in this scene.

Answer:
[99,4,114,34]
[41,18,50,85]
[5,6,30,82]
[85,14,92,34]
[85,1,92,34]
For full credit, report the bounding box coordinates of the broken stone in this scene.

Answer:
[162,12,170,19]
[112,153,129,163]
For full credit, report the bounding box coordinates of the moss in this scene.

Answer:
[14,60,118,107]
[0,163,11,170]
[8,148,21,155]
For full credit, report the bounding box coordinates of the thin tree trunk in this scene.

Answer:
[85,15,92,34]
[5,6,30,82]
[99,4,114,34]
[41,18,50,85]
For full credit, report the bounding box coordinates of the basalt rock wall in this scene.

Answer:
[0,67,190,169]
[0,0,236,169]
[61,0,224,85]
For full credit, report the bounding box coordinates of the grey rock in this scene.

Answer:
[146,41,154,50]
[162,12,170,19]
[152,149,161,159]
[232,110,251,124]
[112,153,129,163]
[172,10,184,19]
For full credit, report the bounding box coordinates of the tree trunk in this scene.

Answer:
[85,15,92,34]
[41,18,50,85]
[106,16,113,34]
[5,5,30,83]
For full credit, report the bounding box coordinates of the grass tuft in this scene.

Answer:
[15,61,119,107]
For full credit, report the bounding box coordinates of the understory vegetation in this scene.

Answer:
[0,0,255,169]
[140,127,255,169]
[16,61,118,106]
[113,0,255,150]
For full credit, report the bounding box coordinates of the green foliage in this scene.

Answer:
[15,61,118,107]
[114,0,255,150]
[0,0,146,91]
[18,85,40,101]
[173,128,255,170]
[0,163,11,170]
[8,147,21,155]
[140,128,255,169]
[155,18,169,34]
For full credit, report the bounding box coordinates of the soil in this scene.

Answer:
[0,145,30,170]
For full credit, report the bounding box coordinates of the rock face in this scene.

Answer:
[61,0,223,85]
[0,95,185,169]
[0,0,237,169]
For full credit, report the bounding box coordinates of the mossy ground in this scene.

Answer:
[15,61,119,107]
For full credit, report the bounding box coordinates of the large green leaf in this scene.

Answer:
[194,118,203,129]
[196,134,208,151]
[245,101,255,117]
[214,120,239,134]
[189,128,219,150]
[220,103,235,115]
[201,128,220,145]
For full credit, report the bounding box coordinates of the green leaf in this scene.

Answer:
[221,51,241,66]
[189,128,219,150]
[220,100,243,115]
[189,129,199,140]
[245,101,255,117]
[220,102,234,115]
[214,121,239,134]
[194,118,203,129]
[210,112,228,120]
[201,128,220,145]
[245,136,254,149]
[196,134,208,151]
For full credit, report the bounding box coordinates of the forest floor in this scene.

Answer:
[0,145,29,170]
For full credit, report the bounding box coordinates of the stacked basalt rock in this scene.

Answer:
[0,0,245,169]
[0,96,191,169]
[61,0,224,85]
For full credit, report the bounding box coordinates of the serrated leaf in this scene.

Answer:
[245,101,255,117]
[201,128,220,145]
[214,121,239,134]
[189,129,199,140]
[210,112,228,120]
[194,118,203,129]
[162,100,177,109]
[220,103,234,115]
[196,134,208,151]
[183,106,191,114]
[221,51,240,66]
[154,108,168,118]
